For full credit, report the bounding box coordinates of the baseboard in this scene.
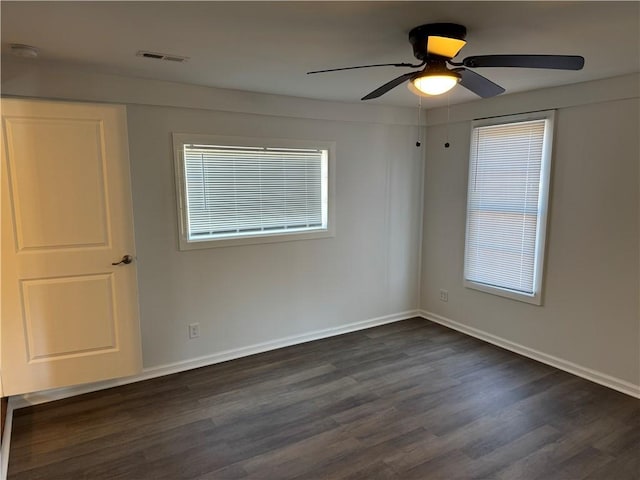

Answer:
[0,398,15,480]
[12,310,420,409]
[419,310,640,399]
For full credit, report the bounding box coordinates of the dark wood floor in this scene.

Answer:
[8,318,640,479]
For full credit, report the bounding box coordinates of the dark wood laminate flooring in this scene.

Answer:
[8,318,640,479]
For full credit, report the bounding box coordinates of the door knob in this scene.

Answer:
[112,254,133,265]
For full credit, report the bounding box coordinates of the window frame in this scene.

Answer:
[173,133,336,250]
[463,110,555,305]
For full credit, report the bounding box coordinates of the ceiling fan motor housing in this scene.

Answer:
[409,23,467,61]
[307,21,583,101]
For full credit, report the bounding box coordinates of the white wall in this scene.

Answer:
[420,76,640,387]
[0,60,423,369]
[127,105,422,367]
[1,59,638,396]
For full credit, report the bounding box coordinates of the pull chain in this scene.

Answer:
[416,96,422,147]
[445,92,451,148]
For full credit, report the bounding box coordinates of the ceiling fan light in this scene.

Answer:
[412,72,460,96]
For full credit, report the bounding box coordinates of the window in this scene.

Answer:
[173,134,335,249]
[463,111,554,305]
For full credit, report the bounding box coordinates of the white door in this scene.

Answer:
[1,99,142,396]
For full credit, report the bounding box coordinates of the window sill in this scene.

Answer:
[464,280,542,306]
[178,228,335,250]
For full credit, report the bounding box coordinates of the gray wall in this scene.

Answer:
[421,90,639,386]
[0,60,423,369]
[127,104,422,367]
[1,59,638,393]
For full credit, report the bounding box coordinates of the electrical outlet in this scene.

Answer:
[439,289,449,302]
[188,323,200,339]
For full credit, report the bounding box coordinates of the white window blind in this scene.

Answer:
[182,144,328,242]
[464,114,552,302]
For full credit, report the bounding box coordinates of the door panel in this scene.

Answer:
[5,117,109,250]
[22,274,117,361]
[1,99,142,396]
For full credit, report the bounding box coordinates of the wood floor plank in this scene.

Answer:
[8,318,640,479]
[468,424,563,479]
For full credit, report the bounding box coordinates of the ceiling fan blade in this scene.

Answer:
[307,62,423,74]
[455,68,505,98]
[361,72,416,100]
[462,55,585,70]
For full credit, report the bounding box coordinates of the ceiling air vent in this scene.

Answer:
[136,50,189,63]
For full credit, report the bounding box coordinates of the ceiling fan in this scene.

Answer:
[307,23,585,100]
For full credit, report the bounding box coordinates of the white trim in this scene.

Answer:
[12,310,420,409]
[462,281,540,305]
[10,310,638,406]
[172,133,337,250]
[463,111,555,306]
[419,310,640,399]
[0,398,15,480]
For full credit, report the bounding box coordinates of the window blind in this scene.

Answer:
[182,144,328,241]
[464,119,547,295]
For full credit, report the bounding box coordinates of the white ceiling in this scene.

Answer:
[1,1,639,107]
